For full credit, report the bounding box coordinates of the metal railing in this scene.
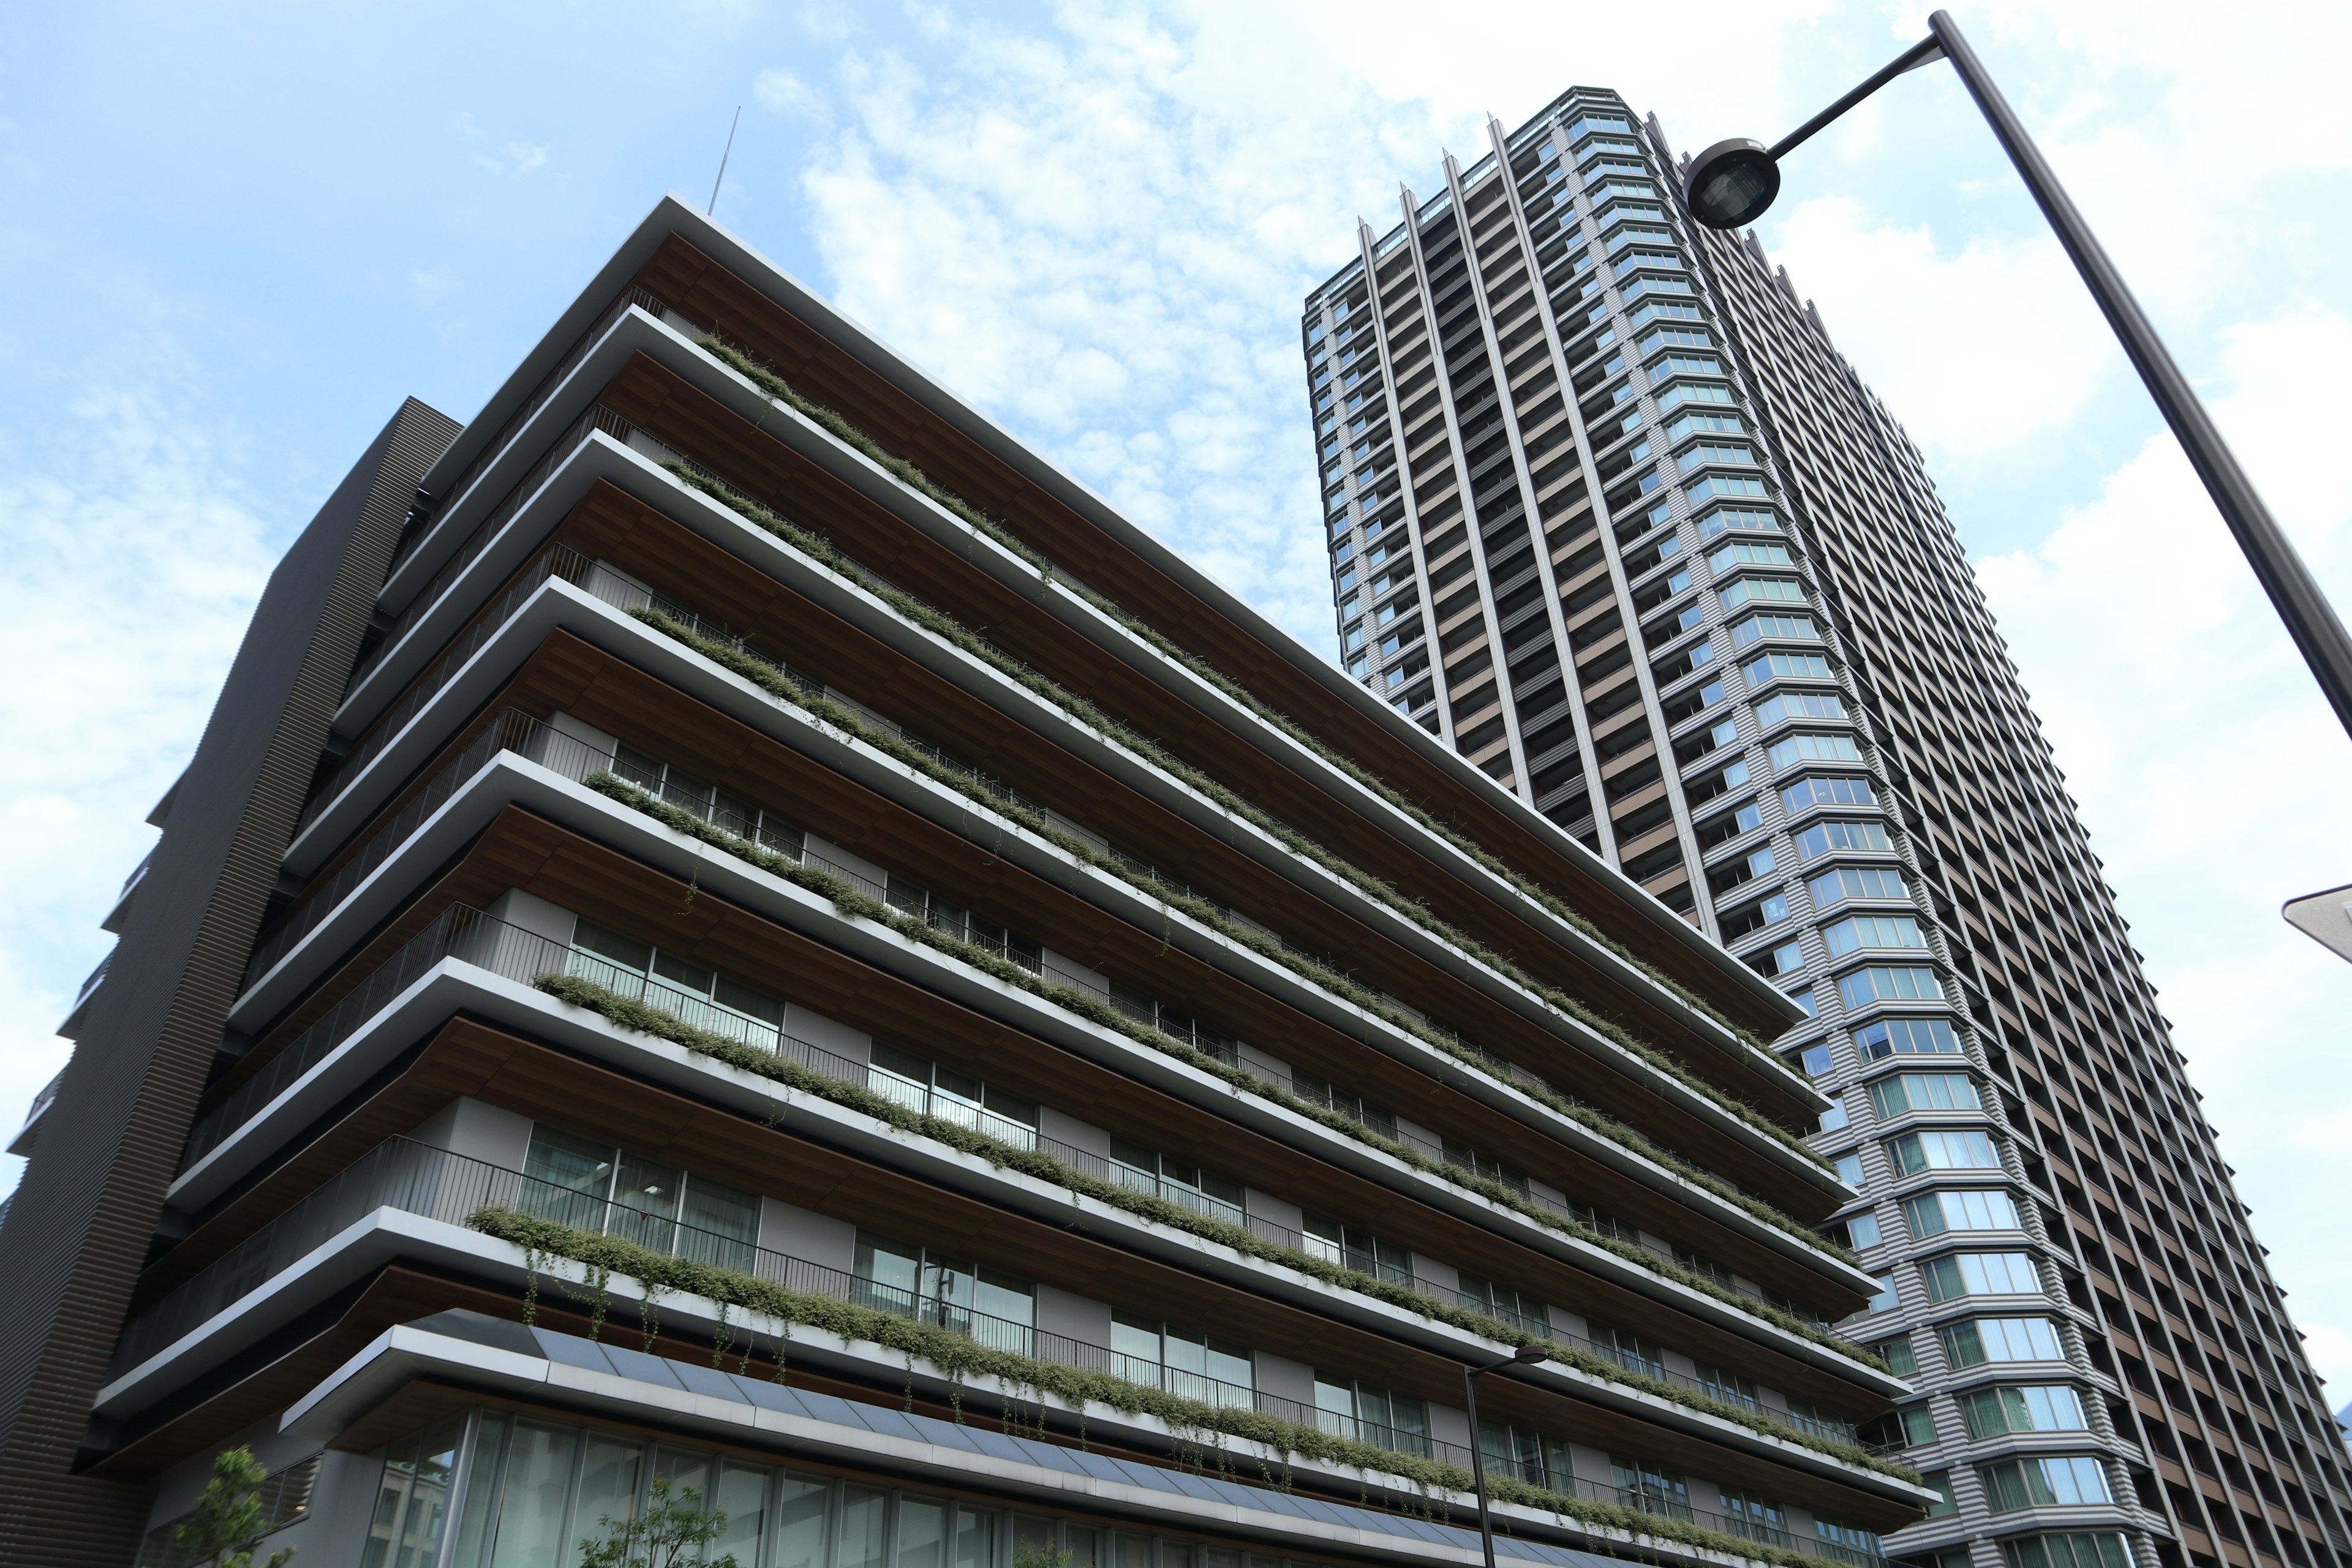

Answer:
[1488,1473,1885,1568]
[305,538,620,833]
[115,1136,1479,1470]
[18,1069,62,1137]
[360,402,641,695]
[388,286,692,574]
[183,905,562,1169]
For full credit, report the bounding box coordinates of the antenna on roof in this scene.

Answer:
[708,105,742,216]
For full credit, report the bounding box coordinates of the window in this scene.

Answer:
[612,744,802,858]
[1730,612,1818,647]
[1589,1324,1665,1379]
[1477,1423,1577,1492]
[1629,300,1703,330]
[1455,1275,1551,1337]
[1856,1404,1937,1449]
[1314,1375,1430,1455]
[1755,690,1845,726]
[1686,473,1766,503]
[1921,1471,1959,1519]
[1782,775,1875,812]
[1789,990,1819,1020]
[1818,1094,1849,1132]
[1657,379,1733,409]
[867,1042,1041,1149]
[1858,1273,1898,1314]
[1711,540,1792,573]
[1108,1138,1245,1226]
[1771,732,1864,769]
[1809,864,1907,907]
[1798,819,1891,860]
[1904,1189,2020,1237]
[1814,1521,1883,1566]
[1114,1314,1254,1406]
[1717,1491,1787,1545]
[1921,1251,2043,1301]
[856,1231,1035,1340]
[522,1125,761,1272]
[1665,411,1740,442]
[1825,914,1926,956]
[1841,1210,1882,1247]
[1292,1074,1397,1140]
[1831,1150,1865,1185]
[567,920,786,1052]
[1887,1128,2001,1175]
[1638,325,1711,352]
[1980,1456,2113,1512]
[1697,505,1778,537]
[1754,940,1806,977]
[1940,1316,2065,1367]
[1873,1336,1919,1378]
[1302,1214,1414,1286]
[1998,1535,2134,1568]
[1609,1457,1692,1521]
[1795,1040,1833,1077]
[1868,1073,1979,1117]
[1856,1017,1961,1058]
[1959,1384,2088,1438]
[1838,965,1945,1011]
[1678,442,1755,473]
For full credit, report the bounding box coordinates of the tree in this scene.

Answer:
[577,1476,739,1568]
[167,1446,295,1568]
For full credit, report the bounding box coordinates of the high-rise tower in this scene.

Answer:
[1301,85,2352,1568]
[0,197,1928,1568]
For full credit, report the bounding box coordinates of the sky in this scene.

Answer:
[2,0,2347,1395]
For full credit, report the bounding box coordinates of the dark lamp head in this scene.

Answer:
[1684,138,1781,229]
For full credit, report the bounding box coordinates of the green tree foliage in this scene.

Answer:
[576,1477,738,1568]
[166,1447,295,1568]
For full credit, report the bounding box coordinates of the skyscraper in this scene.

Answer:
[1300,85,2352,1568]
[0,197,1932,1568]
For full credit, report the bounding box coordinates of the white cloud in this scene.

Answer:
[754,68,829,122]
[1975,307,2352,1391]
[0,372,274,1199]
[1767,196,2119,471]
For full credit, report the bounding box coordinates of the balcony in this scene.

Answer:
[7,1068,63,1157]
[116,1135,1480,1472]
[102,846,154,933]
[57,949,111,1039]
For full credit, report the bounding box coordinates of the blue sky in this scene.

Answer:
[3,1,2348,1391]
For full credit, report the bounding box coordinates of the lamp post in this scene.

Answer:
[1462,1343,1551,1568]
[1679,9,2352,743]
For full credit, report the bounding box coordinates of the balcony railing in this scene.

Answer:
[388,285,695,576]
[1483,1472,1885,1568]
[364,402,649,701]
[113,1136,1475,1471]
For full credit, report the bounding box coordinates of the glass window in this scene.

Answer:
[1980,1456,2113,1511]
[363,1415,467,1568]
[1873,1336,1919,1378]
[1831,1151,1864,1185]
[1903,1189,2020,1237]
[1608,1457,1691,1520]
[1809,865,1908,907]
[1795,1041,1832,1077]
[1855,1017,1961,1058]
[1781,775,1875,812]
[1868,1073,1980,1118]
[1960,1384,2088,1438]
[1795,820,1891,860]
[484,1420,580,1568]
[1999,1535,2134,1568]
[1922,1472,1959,1519]
[1838,965,1944,1010]
[1825,916,1924,957]
[1942,1317,2065,1367]
[1302,1213,1414,1286]
[1771,733,1864,769]
[1842,1210,1882,1248]
[1921,1251,2043,1301]
[1888,1128,2001,1175]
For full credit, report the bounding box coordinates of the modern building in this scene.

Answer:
[0,197,1942,1568]
[1298,86,2352,1568]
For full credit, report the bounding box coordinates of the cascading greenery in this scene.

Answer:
[631,448,1830,1188]
[466,1204,1917,1567]
[690,335,1807,1096]
[527,832,1896,1398]
[611,586,1849,1265]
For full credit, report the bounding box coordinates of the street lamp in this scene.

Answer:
[1462,1343,1551,1568]
[1679,10,2352,742]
